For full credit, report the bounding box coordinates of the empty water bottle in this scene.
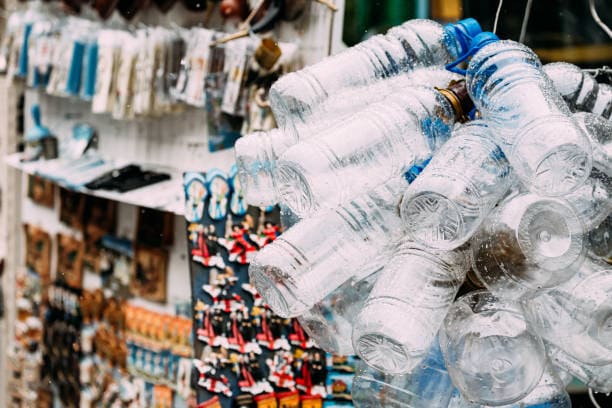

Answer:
[235,68,460,207]
[352,240,469,374]
[564,168,611,231]
[524,256,612,366]
[466,35,593,196]
[573,112,612,176]
[400,121,513,250]
[298,274,377,356]
[547,343,612,393]
[269,18,481,128]
[283,67,461,142]
[448,363,571,408]
[544,62,612,120]
[471,192,585,300]
[249,177,407,318]
[440,291,547,406]
[235,129,292,206]
[352,339,456,408]
[275,83,471,217]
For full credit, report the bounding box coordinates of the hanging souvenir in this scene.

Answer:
[266,351,295,390]
[229,164,248,216]
[193,358,233,397]
[197,396,222,408]
[56,234,84,289]
[220,218,258,265]
[184,173,208,223]
[23,224,51,283]
[288,319,315,350]
[27,175,55,208]
[206,169,230,221]
[190,225,228,270]
[130,246,168,303]
[295,352,326,397]
[325,373,353,401]
[241,283,264,307]
[251,220,281,248]
[277,390,300,408]
[254,392,277,408]
[235,356,274,395]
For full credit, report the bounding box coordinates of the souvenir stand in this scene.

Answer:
[0,0,347,406]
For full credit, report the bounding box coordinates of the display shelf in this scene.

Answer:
[5,152,185,215]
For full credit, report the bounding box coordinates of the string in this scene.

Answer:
[589,0,612,39]
[493,0,504,34]
[518,0,533,43]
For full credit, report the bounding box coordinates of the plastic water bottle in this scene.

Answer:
[282,67,462,143]
[564,167,611,231]
[523,256,612,366]
[352,240,469,374]
[297,274,377,356]
[352,340,456,408]
[235,68,461,207]
[573,112,612,176]
[544,62,612,120]
[249,177,408,318]
[275,83,471,217]
[547,343,612,393]
[269,18,482,128]
[440,291,547,406]
[470,192,585,300]
[399,121,514,250]
[466,35,593,196]
[448,364,571,408]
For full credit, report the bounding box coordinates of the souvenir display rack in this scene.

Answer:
[0,0,347,406]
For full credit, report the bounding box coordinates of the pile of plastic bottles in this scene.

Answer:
[234,17,612,408]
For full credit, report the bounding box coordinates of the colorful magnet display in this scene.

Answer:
[183,171,336,408]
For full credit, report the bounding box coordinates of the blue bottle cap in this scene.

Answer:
[456,18,482,39]
[26,105,51,142]
[471,32,500,49]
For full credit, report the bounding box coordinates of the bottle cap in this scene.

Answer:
[436,80,474,123]
[456,18,482,40]
[404,157,431,183]
[447,18,482,56]
[445,32,499,75]
[470,32,500,50]
[26,105,52,142]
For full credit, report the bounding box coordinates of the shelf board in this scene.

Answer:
[5,153,185,215]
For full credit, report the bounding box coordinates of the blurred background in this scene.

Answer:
[343,0,612,69]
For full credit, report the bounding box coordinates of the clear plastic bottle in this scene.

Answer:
[283,67,462,143]
[400,121,514,250]
[270,18,481,128]
[235,68,460,207]
[249,178,407,318]
[466,36,593,196]
[471,192,585,300]
[547,343,612,393]
[564,167,611,231]
[298,273,378,356]
[352,240,469,374]
[448,364,571,408]
[543,62,612,120]
[352,339,456,408]
[440,291,547,406]
[573,112,612,176]
[275,84,465,217]
[523,256,612,366]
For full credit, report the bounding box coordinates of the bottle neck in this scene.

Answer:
[436,80,473,123]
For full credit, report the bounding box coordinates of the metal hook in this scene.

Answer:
[493,0,504,34]
[589,0,612,39]
[518,0,533,43]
